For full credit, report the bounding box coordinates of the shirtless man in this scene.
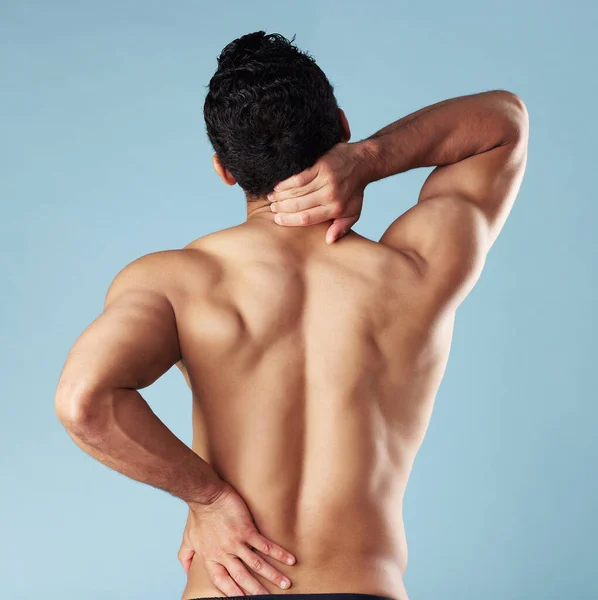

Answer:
[54,32,528,600]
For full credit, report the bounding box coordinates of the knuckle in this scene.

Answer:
[330,202,342,217]
[250,557,262,571]
[241,526,255,538]
[293,199,300,212]
[261,541,272,554]
[213,572,226,584]
[299,212,310,225]
[211,563,228,581]
[324,188,336,202]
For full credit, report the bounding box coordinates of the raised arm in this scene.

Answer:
[268,90,528,312]
[366,90,529,309]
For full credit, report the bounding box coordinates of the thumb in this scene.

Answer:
[326,217,356,245]
[177,539,195,574]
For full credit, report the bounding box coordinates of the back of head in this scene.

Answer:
[204,31,343,199]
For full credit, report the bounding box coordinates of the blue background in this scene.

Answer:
[1,1,596,598]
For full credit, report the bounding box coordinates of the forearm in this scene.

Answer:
[356,89,525,183]
[57,387,226,508]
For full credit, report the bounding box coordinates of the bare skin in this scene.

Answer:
[182,90,528,599]
[55,91,528,600]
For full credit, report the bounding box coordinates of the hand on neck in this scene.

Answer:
[245,196,336,246]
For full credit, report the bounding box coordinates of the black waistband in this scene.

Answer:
[188,594,396,600]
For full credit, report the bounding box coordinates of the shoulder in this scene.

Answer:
[379,196,489,311]
[183,223,254,255]
[105,247,219,308]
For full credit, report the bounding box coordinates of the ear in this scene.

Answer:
[338,108,351,143]
[212,154,236,186]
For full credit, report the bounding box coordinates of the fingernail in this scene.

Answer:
[274,215,281,224]
[273,185,280,191]
[280,579,290,589]
[267,193,274,201]
[287,557,295,565]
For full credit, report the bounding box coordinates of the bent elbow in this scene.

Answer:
[54,380,109,434]
[506,92,529,139]
[491,90,529,142]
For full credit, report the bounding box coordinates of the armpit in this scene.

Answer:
[176,360,192,389]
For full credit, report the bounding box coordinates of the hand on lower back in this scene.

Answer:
[267,142,368,244]
[178,482,296,595]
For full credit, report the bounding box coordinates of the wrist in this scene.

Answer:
[186,475,230,509]
[351,138,382,187]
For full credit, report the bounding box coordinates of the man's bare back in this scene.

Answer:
[174,217,452,599]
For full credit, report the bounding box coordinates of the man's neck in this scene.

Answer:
[246,197,276,221]
[245,197,335,247]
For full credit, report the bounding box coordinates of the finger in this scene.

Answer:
[205,560,245,597]
[271,187,330,214]
[269,178,325,204]
[273,166,318,193]
[274,204,334,227]
[237,544,292,590]
[225,556,270,595]
[326,217,357,244]
[177,548,195,575]
[247,532,296,566]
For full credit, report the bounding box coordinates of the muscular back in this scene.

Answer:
[175,98,528,596]
[173,221,456,600]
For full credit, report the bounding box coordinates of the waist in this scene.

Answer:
[182,551,408,600]
[188,594,398,600]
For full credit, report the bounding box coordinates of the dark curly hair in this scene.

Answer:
[204,31,344,199]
